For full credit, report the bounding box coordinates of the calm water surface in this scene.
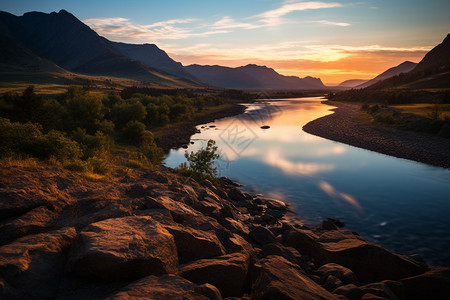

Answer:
[165,97,450,265]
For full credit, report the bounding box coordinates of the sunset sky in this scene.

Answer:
[2,0,449,84]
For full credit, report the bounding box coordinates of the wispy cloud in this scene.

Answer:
[84,1,349,42]
[316,20,350,27]
[83,17,229,42]
[256,1,343,19]
[254,1,344,26]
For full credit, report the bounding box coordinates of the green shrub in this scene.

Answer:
[177,139,219,180]
[64,159,88,172]
[141,143,164,166]
[121,121,152,146]
[87,157,111,175]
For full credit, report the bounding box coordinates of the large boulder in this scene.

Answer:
[400,266,450,300]
[359,281,403,300]
[283,227,319,256]
[0,206,57,243]
[316,263,358,285]
[249,225,276,245]
[143,195,200,223]
[181,252,250,298]
[313,230,428,282]
[105,274,221,300]
[252,255,338,300]
[166,224,225,263]
[0,227,77,299]
[68,216,178,280]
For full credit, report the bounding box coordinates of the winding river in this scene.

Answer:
[164,97,450,265]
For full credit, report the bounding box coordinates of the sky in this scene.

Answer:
[1,0,449,84]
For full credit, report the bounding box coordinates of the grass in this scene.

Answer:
[393,103,450,120]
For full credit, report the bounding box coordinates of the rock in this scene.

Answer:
[313,230,428,282]
[249,226,276,245]
[261,242,302,266]
[283,228,318,256]
[0,227,76,299]
[166,224,225,263]
[360,293,389,300]
[225,233,253,254]
[221,217,250,238]
[143,195,200,223]
[181,252,250,298]
[105,274,221,300]
[321,218,345,230]
[316,263,358,285]
[400,266,450,300]
[228,188,246,202]
[68,216,178,280]
[333,284,362,300]
[252,255,338,300]
[0,206,57,243]
[358,281,403,300]
[142,171,169,183]
[323,275,343,292]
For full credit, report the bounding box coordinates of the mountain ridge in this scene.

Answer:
[186,63,325,90]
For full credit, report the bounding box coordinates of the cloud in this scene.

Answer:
[256,1,344,19]
[83,17,229,42]
[263,149,335,175]
[318,181,362,211]
[316,20,351,27]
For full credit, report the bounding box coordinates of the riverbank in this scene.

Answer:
[303,101,450,169]
[1,163,449,299]
[155,103,247,151]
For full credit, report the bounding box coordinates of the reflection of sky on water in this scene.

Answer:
[165,97,450,265]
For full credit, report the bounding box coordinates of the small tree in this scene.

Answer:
[178,139,219,180]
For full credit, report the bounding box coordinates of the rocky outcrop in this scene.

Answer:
[68,216,178,280]
[180,252,250,297]
[105,274,222,299]
[0,227,76,299]
[0,165,448,299]
[252,255,338,299]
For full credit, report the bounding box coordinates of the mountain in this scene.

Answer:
[356,61,417,88]
[110,42,196,80]
[0,35,65,73]
[185,65,262,89]
[185,64,325,90]
[414,34,450,72]
[0,10,200,87]
[337,79,368,88]
[366,34,450,90]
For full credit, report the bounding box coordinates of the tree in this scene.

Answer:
[179,139,220,180]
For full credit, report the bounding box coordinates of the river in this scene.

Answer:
[164,96,450,265]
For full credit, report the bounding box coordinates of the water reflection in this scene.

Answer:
[164,97,450,265]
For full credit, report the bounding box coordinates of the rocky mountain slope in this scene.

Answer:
[356,61,417,89]
[0,10,200,87]
[0,164,448,299]
[186,64,325,90]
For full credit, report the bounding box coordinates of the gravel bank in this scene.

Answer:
[303,101,450,169]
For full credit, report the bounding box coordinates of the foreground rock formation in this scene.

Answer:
[0,165,449,299]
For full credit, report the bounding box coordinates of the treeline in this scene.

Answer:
[328,89,450,105]
[0,86,232,171]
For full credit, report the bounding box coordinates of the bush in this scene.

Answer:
[87,157,111,175]
[0,118,81,160]
[141,143,164,166]
[120,121,152,146]
[177,139,219,180]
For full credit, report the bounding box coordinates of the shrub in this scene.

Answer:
[120,120,150,146]
[141,143,164,166]
[87,157,111,175]
[177,139,219,180]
